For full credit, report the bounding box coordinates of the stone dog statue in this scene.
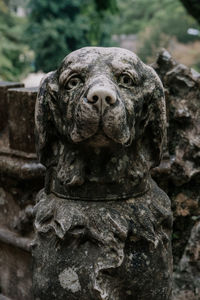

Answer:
[33,47,173,300]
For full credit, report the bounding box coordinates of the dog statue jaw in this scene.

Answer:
[33,47,173,300]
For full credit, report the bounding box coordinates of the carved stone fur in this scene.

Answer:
[33,47,173,300]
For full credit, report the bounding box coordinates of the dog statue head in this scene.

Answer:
[35,47,166,200]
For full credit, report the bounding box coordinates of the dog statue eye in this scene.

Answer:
[66,76,82,90]
[119,74,134,87]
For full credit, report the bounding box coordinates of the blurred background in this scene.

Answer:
[0,0,200,86]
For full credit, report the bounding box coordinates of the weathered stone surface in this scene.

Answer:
[33,47,173,299]
[173,221,200,300]
[0,81,24,132]
[152,50,200,299]
[0,242,33,300]
[0,152,43,300]
[8,87,38,153]
[152,50,200,190]
[0,183,34,300]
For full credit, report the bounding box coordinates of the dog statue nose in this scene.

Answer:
[87,87,116,106]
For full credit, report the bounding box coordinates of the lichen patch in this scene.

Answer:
[59,267,81,293]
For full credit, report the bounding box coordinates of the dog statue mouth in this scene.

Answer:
[84,129,115,147]
[73,125,131,148]
[69,107,132,147]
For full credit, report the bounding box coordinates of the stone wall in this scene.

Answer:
[0,83,44,300]
[0,50,199,299]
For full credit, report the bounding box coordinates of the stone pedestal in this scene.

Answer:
[33,181,172,300]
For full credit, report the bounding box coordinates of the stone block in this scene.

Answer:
[8,87,38,153]
[0,82,24,132]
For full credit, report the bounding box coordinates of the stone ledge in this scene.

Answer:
[0,294,12,300]
[0,152,45,180]
[0,228,32,252]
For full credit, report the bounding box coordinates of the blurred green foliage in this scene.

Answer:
[116,0,199,41]
[1,0,200,80]
[27,0,117,72]
[0,0,32,81]
[115,0,200,63]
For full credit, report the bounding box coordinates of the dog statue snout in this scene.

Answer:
[87,85,116,109]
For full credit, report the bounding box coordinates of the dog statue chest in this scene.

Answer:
[33,47,173,300]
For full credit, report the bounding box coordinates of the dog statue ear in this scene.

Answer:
[35,71,59,165]
[139,66,166,169]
